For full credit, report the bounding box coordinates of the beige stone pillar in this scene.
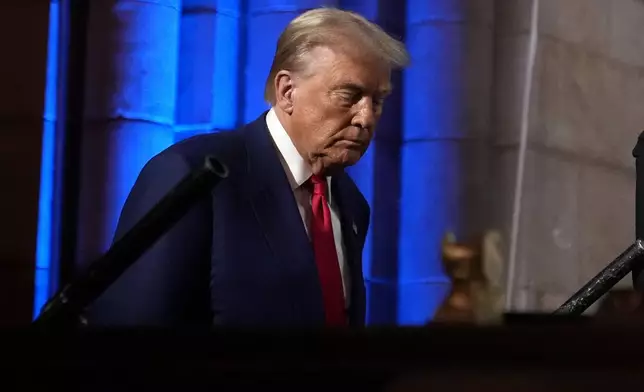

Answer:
[492,0,644,311]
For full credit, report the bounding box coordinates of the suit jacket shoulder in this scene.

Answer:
[162,127,246,174]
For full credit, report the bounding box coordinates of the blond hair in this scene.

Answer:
[264,7,409,104]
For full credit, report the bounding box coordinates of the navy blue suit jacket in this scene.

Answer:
[85,112,370,327]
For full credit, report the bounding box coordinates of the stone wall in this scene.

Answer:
[493,0,644,311]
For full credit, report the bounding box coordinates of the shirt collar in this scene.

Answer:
[266,108,336,195]
[265,109,335,202]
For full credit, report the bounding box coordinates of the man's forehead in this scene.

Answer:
[304,46,391,86]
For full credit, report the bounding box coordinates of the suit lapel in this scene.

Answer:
[332,173,367,326]
[331,174,361,269]
[241,114,324,316]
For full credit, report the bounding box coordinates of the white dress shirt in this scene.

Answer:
[265,108,351,308]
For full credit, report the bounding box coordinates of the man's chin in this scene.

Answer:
[321,148,366,173]
[340,149,364,167]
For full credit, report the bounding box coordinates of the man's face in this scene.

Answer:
[277,45,392,175]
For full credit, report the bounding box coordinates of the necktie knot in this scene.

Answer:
[309,174,327,197]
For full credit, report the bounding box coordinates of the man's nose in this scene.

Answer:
[352,98,377,130]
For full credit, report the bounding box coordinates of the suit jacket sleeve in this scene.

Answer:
[84,151,213,327]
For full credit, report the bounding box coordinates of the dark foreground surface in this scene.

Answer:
[2,314,644,391]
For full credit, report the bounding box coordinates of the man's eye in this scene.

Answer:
[333,94,357,108]
[339,91,358,102]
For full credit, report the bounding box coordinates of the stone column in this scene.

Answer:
[76,0,181,265]
[175,0,241,141]
[398,0,495,324]
[0,0,52,325]
[493,0,644,312]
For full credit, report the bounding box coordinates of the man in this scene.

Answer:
[85,7,409,327]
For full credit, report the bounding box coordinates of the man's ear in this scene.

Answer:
[274,70,295,114]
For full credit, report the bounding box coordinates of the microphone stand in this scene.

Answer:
[32,156,229,330]
[553,131,644,315]
[553,240,644,315]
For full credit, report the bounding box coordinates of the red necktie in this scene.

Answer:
[309,174,346,326]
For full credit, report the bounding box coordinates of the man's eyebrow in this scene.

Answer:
[336,82,366,91]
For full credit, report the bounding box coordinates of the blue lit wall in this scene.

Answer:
[37,0,488,325]
[34,0,60,318]
[175,0,242,138]
[73,0,180,271]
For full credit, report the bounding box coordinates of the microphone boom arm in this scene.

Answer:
[553,240,644,315]
[33,156,229,329]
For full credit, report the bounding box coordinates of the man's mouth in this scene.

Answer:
[337,139,365,148]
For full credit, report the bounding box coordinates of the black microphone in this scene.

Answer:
[33,155,229,329]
